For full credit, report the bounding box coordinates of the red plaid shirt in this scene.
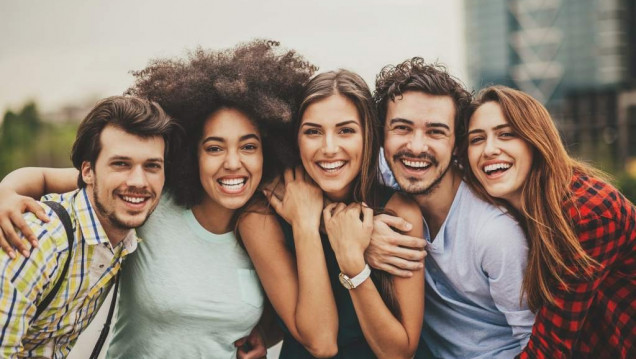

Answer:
[518,173,636,359]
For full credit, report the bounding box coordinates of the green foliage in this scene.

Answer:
[615,174,636,205]
[0,102,77,179]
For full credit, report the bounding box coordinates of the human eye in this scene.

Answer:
[145,162,163,171]
[111,161,130,168]
[500,131,517,139]
[468,135,484,145]
[302,128,321,136]
[339,127,357,135]
[391,125,411,133]
[241,143,259,152]
[205,145,223,153]
[428,128,448,137]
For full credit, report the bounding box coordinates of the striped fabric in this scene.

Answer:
[0,189,138,358]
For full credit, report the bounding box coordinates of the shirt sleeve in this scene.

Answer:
[478,214,535,348]
[0,213,60,358]
[517,213,621,359]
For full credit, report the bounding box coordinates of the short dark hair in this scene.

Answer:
[71,95,175,188]
[374,57,472,144]
[128,39,316,208]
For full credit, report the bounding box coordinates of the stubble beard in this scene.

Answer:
[92,181,155,231]
[389,151,452,197]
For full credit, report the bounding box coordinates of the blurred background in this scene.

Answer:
[1,0,635,357]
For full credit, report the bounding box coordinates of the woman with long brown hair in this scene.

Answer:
[462,85,636,358]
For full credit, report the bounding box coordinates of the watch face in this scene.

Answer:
[338,273,353,289]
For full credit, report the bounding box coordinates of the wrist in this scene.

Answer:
[337,253,366,277]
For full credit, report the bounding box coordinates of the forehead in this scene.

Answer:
[97,125,165,161]
[469,102,507,130]
[301,94,361,127]
[203,108,260,139]
[385,91,455,130]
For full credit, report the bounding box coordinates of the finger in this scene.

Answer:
[283,168,294,184]
[234,337,246,347]
[385,255,424,271]
[323,203,338,222]
[362,206,374,229]
[0,218,29,257]
[374,213,413,232]
[372,261,414,278]
[331,202,347,216]
[10,211,38,249]
[27,200,49,223]
[388,245,427,262]
[387,234,426,250]
[0,234,16,259]
[264,190,283,215]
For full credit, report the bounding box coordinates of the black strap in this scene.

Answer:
[33,201,74,321]
[89,273,119,359]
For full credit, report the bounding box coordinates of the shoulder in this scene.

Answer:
[26,200,72,254]
[385,192,421,225]
[568,173,635,222]
[238,211,285,246]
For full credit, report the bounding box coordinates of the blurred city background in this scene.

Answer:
[0,0,635,357]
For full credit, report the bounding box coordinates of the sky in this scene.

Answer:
[0,0,466,116]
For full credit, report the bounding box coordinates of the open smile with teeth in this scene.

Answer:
[120,195,149,204]
[218,177,247,190]
[317,161,346,172]
[483,162,511,175]
[401,159,431,170]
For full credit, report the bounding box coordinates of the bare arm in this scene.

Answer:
[365,214,427,277]
[240,167,338,358]
[0,167,78,257]
[325,194,425,359]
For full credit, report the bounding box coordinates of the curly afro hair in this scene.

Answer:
[127,39,317,207]
[374,57,471,144]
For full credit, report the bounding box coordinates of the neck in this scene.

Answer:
[413,169,462,239]
[191,198,236,234]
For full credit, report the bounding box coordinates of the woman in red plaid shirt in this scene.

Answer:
[461,85,635,359]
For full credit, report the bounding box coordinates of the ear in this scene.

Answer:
[81,161,94,185]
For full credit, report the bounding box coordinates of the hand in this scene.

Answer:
[0,185,49,259]
[234,326,267,359]
[323,202,373,275]
[365,214,427,278]
[264,167,323,230]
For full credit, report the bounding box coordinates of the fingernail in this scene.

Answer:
[31,240,38,248]
[21,250,30,258]
[405,222,412,230]
[8,251,16,260]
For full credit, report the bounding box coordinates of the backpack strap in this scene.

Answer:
[33,201,74,321]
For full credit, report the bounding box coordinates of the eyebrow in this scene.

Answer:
[109,155,164,163]
[301,120,360,128]
[467,123,511,135]
[201,133,261,144]
[389,118,450,131]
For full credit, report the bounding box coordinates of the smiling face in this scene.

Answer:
[198,108,263,210]
[298,94,363,201]
[82,125,165,239]
[383,91,456,196]
[467,101,534,210]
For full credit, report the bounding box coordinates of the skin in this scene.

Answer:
[0,109,273,358]
[366,91,462,277]
[466,102,534,211]
[81,125,165,245]
[243,93,424,359]
[298,94,363,202]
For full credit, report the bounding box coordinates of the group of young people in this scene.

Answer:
[0,39,633,359]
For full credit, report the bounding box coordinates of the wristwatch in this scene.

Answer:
[338,264,371,290]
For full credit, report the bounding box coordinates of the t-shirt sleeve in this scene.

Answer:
[477,214,535,348]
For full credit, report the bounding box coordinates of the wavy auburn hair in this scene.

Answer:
[461,86,601,312]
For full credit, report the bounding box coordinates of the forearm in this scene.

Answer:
[292,225,339,350]
[349,280,418,359]
[1,167,78,198]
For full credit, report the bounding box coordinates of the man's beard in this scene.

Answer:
[391,150,452,196]
[93,181,155,231]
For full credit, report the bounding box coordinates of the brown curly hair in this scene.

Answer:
[373,57,472,144]
[127,39,317,207]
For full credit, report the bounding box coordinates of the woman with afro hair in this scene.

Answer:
[0,39,316,358]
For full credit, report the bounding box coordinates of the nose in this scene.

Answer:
[406,131,428,154]
[321,133,339,156]
[484,137,501,157]
[126,165,149,188]
[224,149,241,171]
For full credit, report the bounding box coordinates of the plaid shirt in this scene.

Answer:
[0,189,138,358]
[518,173,636,359]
